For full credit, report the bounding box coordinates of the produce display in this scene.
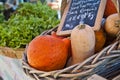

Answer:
[0,2,60,48]
[24,0,120,73]
[0,1,120,80]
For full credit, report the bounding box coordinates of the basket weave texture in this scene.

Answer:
[22,0,120,79]
[22,26,120,80]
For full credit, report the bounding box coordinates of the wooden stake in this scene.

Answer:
[112,0,120,16]
[117,0,120,14]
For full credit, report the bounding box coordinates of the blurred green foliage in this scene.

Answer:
[0,2,60,48]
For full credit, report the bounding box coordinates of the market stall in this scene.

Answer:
[0,0,120,80]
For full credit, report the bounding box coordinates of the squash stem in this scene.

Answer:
[78,24,85,30]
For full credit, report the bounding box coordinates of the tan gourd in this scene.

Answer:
[70,24,95,65]
[105,0,120,37]
[105,13,120,37]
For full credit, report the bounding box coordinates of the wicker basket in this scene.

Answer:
[22,26,120,80]
[22,0,120,79]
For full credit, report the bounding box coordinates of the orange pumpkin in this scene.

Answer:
[51,31,72,58]
[51,31,64,39]
[27,35,70,71]
[104,0,117,18]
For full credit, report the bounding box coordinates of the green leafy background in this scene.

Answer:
[0,2,60,48]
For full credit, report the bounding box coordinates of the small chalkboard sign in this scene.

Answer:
[57,0,107,36]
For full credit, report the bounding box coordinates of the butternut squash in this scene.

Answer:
[70,24,95,65]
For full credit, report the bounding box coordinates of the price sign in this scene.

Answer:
[57,0,107,36]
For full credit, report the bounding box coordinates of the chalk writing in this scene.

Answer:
[62,0,100,31]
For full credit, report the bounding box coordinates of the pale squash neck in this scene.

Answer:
[78,24,85,30]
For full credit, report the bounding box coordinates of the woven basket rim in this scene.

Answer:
[22,40,120,80]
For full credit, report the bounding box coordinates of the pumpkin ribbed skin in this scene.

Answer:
[70,24,95,65]
[27,35,69,71]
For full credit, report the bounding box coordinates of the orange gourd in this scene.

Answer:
[95,28,106,53]
[70,24,95,65]
[27,35,70,71]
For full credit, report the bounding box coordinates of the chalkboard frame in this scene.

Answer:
[57,0,107,36]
